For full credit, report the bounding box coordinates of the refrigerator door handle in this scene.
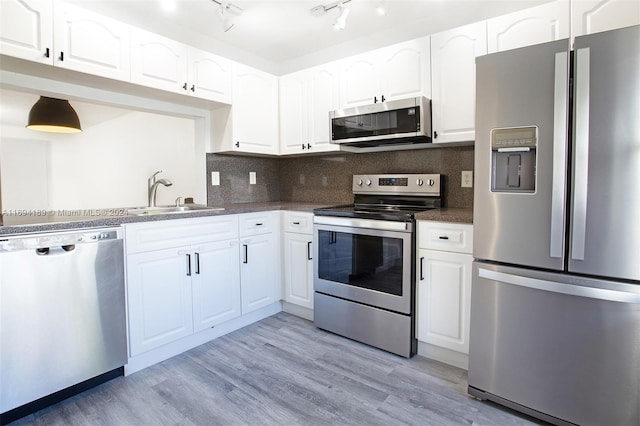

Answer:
[571,47,591,261]
[478,268,640,304]
[550,51,569,259]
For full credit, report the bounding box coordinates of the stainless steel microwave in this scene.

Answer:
[330,96,432,149]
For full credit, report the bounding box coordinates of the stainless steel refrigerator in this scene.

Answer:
[469,25,640,426]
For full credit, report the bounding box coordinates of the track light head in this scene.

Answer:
[333,3,350,30]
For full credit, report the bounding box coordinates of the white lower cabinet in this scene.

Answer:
[127,247,194,356]
[238,212,281,314]
[191,240,241,331]
[416,221,473,369]
[126,216,241,356]
[282,212,314,310]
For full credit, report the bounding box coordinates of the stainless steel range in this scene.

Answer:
[313,174,441,357]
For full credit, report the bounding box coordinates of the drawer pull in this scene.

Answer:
[293,221,301,225]
[438,236,449,240]
[255,223,264,226]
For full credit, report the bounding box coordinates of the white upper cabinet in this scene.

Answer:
[380,37,431,101]
[53,2,130,81]
[0,0,53,64]
[279,62,340,155]
[130,28,232,102]
[130,28,188,93]
[188,48,232,104]
[431,22,487,144]
[572,0,640,37]
[487,1,571,53]
[339,36,430,108]
[213,62,279,155]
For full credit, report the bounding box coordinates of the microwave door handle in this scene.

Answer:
[550,50,569,259]
[572,47,591,261]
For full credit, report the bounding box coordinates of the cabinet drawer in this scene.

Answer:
[282,211,313,234]
[125,215,239,254]
[418,221,473,254]
[239,211,276,236]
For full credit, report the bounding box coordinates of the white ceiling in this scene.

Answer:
[68,0,551,74]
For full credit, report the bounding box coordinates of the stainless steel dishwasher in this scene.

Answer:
[0,227,127,424]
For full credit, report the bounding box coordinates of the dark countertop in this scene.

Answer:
[0,203,472,236]
[415,208,473,224]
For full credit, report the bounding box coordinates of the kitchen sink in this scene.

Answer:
[126,205,224,216]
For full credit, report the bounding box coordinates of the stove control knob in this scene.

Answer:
[365,179,372,186]
[427,179,435,186]
[357,179,363,186]
[416,178,424,186]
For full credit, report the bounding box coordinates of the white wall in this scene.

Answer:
[0,90,197,210]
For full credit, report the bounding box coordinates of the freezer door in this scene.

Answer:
[569,25,640,281]
[474,39,570,270]
[469,261,640,426]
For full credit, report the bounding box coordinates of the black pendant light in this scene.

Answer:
[26,96,82,133]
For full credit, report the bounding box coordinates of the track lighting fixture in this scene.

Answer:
[211,0,243,32]
[26,96,82,134]
[311,0,352,30]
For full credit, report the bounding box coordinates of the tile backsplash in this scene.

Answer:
[206,146,474,208]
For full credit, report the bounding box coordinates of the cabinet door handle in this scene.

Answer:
[301,144,306,150]
[434,131,438,139]
[190,84,195,92]
[438,236,449,240]
[243,244,248,264]
[195,252,200,275]
[373,96,378,103]
[186,253,192,276]
[44,47,50,58]
[58,51,64,61]
[182,82,188,91]
[307,143,312,150]
[255,223,263,226]
[293,221,300,225]
[381,95,386,102]
[420,257,425,281]
[307,241,312,260]
[235,141,240,148]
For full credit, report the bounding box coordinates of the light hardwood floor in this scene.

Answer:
[12,312,543,426]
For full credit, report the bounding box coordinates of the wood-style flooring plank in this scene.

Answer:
[10,312,543,426]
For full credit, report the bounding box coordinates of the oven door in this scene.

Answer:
[313,216,414,314]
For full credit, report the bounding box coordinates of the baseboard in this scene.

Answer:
[281,301,313,321]
[417,341,468,370]
[125,302,282,375]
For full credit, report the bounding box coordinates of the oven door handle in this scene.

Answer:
[314,216,412,232]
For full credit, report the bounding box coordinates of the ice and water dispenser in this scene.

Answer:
[491,126,537,193]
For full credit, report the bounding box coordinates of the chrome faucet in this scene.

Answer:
[148,170,173,207]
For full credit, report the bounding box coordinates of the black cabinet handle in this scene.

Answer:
[58,51,64,61]
[44,48,50,58]
[255,223,263,226]
[373,96,378,103]
[243,244,248,264]
[420,257,424,281]
[235,141,240,148]
[434,131,438,139]
[307,241,312,260]
[293,221,300,225]
[307,143,312,150]
[182,82,187,91]
[438,236,449,240]
[301,143,306,150]
[186,253,192,276]
[190,84,195,92]
[195,252,200,275]
[381,95,386,102]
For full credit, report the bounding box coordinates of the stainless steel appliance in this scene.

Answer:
[470,26,640,426]
[0,227,127,424]
[330,97,431,149]
[314,174,441,358]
